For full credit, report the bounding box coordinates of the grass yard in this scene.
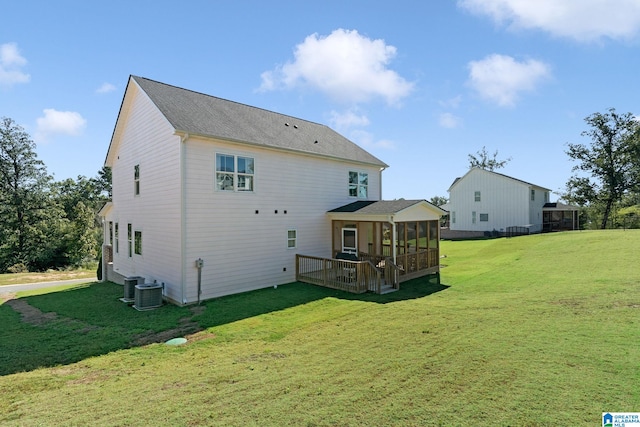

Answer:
[0,268,97,286]
[0,230,638,426]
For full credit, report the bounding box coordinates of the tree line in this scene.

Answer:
[0,117,111,273]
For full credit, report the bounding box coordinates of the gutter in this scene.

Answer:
[180,132,189,304]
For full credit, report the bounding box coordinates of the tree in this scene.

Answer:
[0,117,53,271]
[468,146,511,171]
[564,108,640,229]
[429,196,448,207]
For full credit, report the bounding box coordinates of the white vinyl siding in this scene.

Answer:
[105,82,182,300]
[182,136,382,301]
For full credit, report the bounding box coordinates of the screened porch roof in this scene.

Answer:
[327,200,446,223]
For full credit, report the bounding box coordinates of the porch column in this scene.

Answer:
[391,218,397,264]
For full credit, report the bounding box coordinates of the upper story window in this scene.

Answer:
[349,171,368,199]
[134,165,140,195]
[544,191,549,203]
[531,189,535,201]
[474,191,481,202]
[216,154,254,192]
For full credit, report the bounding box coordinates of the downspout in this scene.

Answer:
[180,133,189,304]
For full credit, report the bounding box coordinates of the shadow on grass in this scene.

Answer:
[0,276,448,376]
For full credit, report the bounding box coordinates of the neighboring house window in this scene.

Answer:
[349,171,368,199]
[480,213,489,222]
[287,229,297,249]
[114,223,119,253]
[134,231,142,255]
[474,191,481,202]
[127,224,132,257]
[472,211,476,224]
[452,211,456,224]
[108,221,113,245]
[531,189,535,201]
[134,165,140,196]
[545,191,549,203]
[216,153,254,192]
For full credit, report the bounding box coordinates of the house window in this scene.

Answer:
[108,221,113,245]
[349,171,368,199]
[134,231,142,255]
[531,189,535,201]
[480,213,489,222]
[127,224,132,257]
[474,191,481,202]
[287,229,297,249]
[134,165,140,196]
[216,154,254,192]
[472,211,476,224]
[545,191,550,203]
[114,223,119,253]
[452,211,456,224]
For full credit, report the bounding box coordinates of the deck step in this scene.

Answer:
[379,285,398,294]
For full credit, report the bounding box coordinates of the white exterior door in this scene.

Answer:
[342,228,357,254]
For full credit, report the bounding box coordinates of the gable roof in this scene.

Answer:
[448,167,551,192]
[328,199,447,216]
[109,75,387,168]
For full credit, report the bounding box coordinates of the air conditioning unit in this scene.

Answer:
[134,283,163,311]
[121,276,144,303]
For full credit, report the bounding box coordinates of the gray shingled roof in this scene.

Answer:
[132,76,388,167]
[329,199,438,215]
[448,167,551,191]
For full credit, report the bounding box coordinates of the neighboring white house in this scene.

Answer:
[100,76,445,305]
[445,168,552,236]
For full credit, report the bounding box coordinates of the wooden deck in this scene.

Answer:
[296,250,439,294]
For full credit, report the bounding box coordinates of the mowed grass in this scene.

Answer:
[0,230,638,426]
[0,268,96,286]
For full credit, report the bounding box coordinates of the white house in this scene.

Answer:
[445,168,552,236]
[100,76,445,305]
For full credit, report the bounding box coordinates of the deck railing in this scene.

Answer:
[296,255,384,294]
[296,249,440,294]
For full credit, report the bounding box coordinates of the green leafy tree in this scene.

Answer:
[429,196,448,207]
[468,146,512,171]
[564,108,640,229]
[0,117,53,271]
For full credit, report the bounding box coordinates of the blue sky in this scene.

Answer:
[1,0,639,200]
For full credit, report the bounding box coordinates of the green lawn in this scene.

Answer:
[0,230,638,426]
[0,268,97,286]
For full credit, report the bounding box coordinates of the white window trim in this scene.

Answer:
[349,171,368,199]
[287,229,297,249]
[215,153,255,192]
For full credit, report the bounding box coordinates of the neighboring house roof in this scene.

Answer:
[543,202,579,211]
[107,75,388,168]
[448,167,551,192]
[328,199,447,216]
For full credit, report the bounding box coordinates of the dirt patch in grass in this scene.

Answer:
[129,305,210,346]
[6,299,58,325]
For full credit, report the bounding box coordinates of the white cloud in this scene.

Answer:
[96,82,116,94]
[35,109,87,142]
[0,42,30,87]
[439,95,463,109]
[467,54,551,107]
[328,108,370,132]
[439,113,463,129]
[349,129,396,150]
[458,0,640,42]
[259,29,414,105]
